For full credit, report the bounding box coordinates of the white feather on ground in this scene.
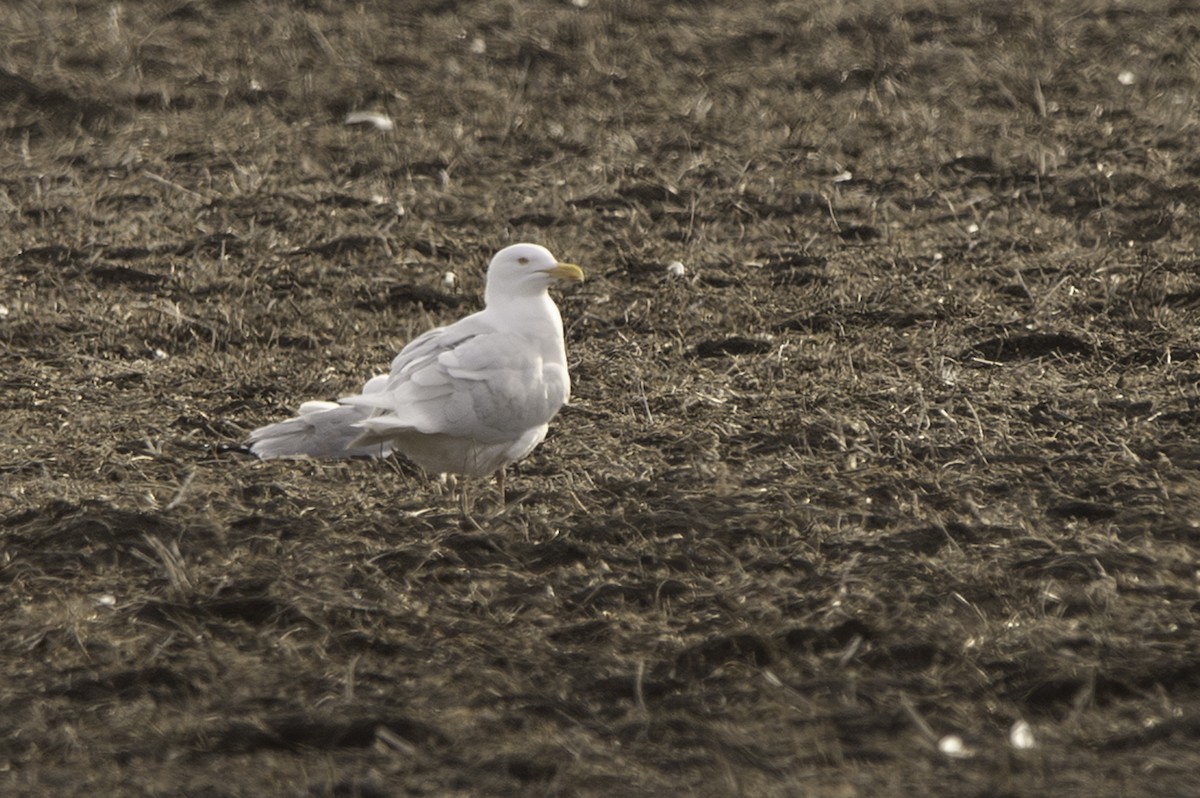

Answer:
[247,243,584,477]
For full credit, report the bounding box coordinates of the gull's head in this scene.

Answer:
[485,243,584,303]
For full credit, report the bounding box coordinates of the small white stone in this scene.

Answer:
[0,304,9,318]
[1009,719,1036,750]
[966,223,979,234]
[666,261,686,278]
[832,170,853,183]
[443,271,458,289]
[469,37,486,55]
[96,594,117,607]
[344,111,395,132]
[937,734,972,758]
[1118,70,1135,86]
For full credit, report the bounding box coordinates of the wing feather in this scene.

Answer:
[341,315,559,444]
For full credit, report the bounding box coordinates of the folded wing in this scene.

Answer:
[346,319,564,448]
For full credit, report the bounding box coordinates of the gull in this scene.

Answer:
[247,243,584,508]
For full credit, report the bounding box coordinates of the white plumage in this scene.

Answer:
[247,243,584,477]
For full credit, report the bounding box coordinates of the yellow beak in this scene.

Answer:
[545,262,585,282]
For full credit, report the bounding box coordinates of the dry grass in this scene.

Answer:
[2,1,1200,795]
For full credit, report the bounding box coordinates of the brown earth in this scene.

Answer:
[3,1,1200,795]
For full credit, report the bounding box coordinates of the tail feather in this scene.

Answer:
[248,403,390,459]
[349,414,422,448]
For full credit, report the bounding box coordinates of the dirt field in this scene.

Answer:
[3,1,1200,795]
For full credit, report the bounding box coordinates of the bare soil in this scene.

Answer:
[3,1,1200,795]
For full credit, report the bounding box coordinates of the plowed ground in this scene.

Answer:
[2,1,1199,795]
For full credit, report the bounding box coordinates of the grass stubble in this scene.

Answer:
[1,1,1199,795]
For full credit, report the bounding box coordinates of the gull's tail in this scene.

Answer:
[247,376,392,459]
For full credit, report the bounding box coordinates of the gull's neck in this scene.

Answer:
[484,288,563,333]
[486,282,550,311]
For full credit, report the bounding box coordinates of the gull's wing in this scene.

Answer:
[342,310,565,444]
[242,322,475,460]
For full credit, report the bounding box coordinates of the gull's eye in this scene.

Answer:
[518,257,529,265]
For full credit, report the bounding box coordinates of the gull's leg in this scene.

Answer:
[495,468,506,509]
[455,474,468,517]
[451,474,485,530]
[444,473,465,513]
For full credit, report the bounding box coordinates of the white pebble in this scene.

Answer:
[344,111,395,132]
[1009,719,1036,750]
[666,261,686,278]
[443,271,458,289]
[937,734,972,758]
[1117,70,1135,86]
